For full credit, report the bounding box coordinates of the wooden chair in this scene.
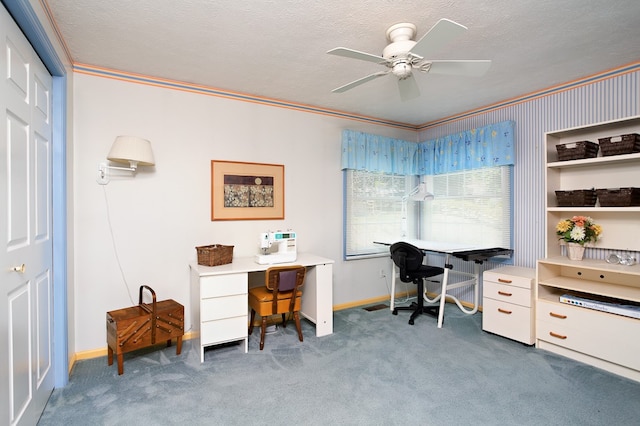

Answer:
[248,265,306,350]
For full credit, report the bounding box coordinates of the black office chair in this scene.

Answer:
[390,242,444,325]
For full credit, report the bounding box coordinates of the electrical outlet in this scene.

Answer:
[97,162,109,185]
[379,269,385,278]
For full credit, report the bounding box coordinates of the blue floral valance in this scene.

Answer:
[341,120,515,175]
[340,130,421,175]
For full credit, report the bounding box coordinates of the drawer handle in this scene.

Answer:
[549,312,567,319]
[497,291,512,297]
[549,331,567,340]
[498,278,513,284]
[497,308,512,315]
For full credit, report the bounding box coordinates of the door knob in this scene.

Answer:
[10,264,26,273]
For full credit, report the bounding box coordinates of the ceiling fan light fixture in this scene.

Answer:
[327,18,490,98]
[391,61,412,79]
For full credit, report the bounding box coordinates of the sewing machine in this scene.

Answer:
[255,231,297,264]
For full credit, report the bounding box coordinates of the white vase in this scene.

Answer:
[567,242,585,260]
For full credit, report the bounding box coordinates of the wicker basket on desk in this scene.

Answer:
[196,244,234,266]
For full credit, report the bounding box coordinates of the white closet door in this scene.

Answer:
[1,4,55,425]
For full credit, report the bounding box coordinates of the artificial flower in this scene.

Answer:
[556,215,601,246]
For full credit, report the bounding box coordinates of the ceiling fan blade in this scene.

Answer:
[427,60,492,76]
[327,47,387,64]
[332,71,389,93]
[410,18,467,59]
[398,74,420,101]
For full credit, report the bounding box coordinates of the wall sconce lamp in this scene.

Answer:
[401,182,434,236]
[97,136,155,185]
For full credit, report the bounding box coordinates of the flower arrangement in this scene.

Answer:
[556,215,602,246]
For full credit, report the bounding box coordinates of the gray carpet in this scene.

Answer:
[38,303,640,425]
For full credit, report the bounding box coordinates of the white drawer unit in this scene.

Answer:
[190,267,248,362]
[536,258,640,382]
[482,266,536,344]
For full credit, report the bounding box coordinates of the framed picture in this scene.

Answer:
[211,160,285,221]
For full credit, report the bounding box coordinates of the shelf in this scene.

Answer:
[538,115,640,382]
[545,116,640,254]
[547,152,640,169]
[547,207,640,212]
[537,258,640,301]
[538,277,640,303]
[536,291,640,310]
[539,256,640,276]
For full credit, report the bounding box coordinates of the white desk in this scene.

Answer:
[190,252,334,361]
[376,238,512,329]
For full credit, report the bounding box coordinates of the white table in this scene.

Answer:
[190,253,334,361]
[376,238,512,328]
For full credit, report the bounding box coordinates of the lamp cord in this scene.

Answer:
[384,272,415,304]
[102,185,136,306]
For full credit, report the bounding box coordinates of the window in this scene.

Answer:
[420,166,512,248]
[343,166,512,259]
[343,170,415,258]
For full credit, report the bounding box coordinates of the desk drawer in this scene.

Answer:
[201,316,247,346]
[200,273,247,298]
[536,316,640,371]
[538,299,640,333]
[484,281,532,307]
[482,297,533,344]
[537,299,640,371]
[483,268,533,290]
[201,294,247,322]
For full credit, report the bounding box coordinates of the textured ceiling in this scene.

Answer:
[46,0,640,126]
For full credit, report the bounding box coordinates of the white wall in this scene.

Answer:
[72,73,416,352]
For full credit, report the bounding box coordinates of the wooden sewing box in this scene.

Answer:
[106,285,184,375]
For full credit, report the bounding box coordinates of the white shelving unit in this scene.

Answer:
[544,116,640,255]
[537,115,640,382]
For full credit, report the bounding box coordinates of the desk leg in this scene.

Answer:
[301,263,333,337]
[437,253,451,328]
[437,256,480,328]
[390,260,396,312]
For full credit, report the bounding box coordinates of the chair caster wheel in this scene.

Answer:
[392,309,398,315]
[408,319,414,325]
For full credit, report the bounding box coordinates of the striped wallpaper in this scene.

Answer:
[418,67,640,304]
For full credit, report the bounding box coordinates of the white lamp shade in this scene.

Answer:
[107,136,155,166]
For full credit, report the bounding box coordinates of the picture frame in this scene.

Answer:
[211,160,285,221]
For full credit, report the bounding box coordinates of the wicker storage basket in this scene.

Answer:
[555,141,599,161]
[555,189,597,207]
[196,244,234,266]
[596,188,640,207]
[597,134,640,156]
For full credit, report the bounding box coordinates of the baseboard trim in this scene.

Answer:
[67,295,482,372]
[68,331,198,373]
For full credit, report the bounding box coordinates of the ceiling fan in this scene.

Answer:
[326,19,491,101]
